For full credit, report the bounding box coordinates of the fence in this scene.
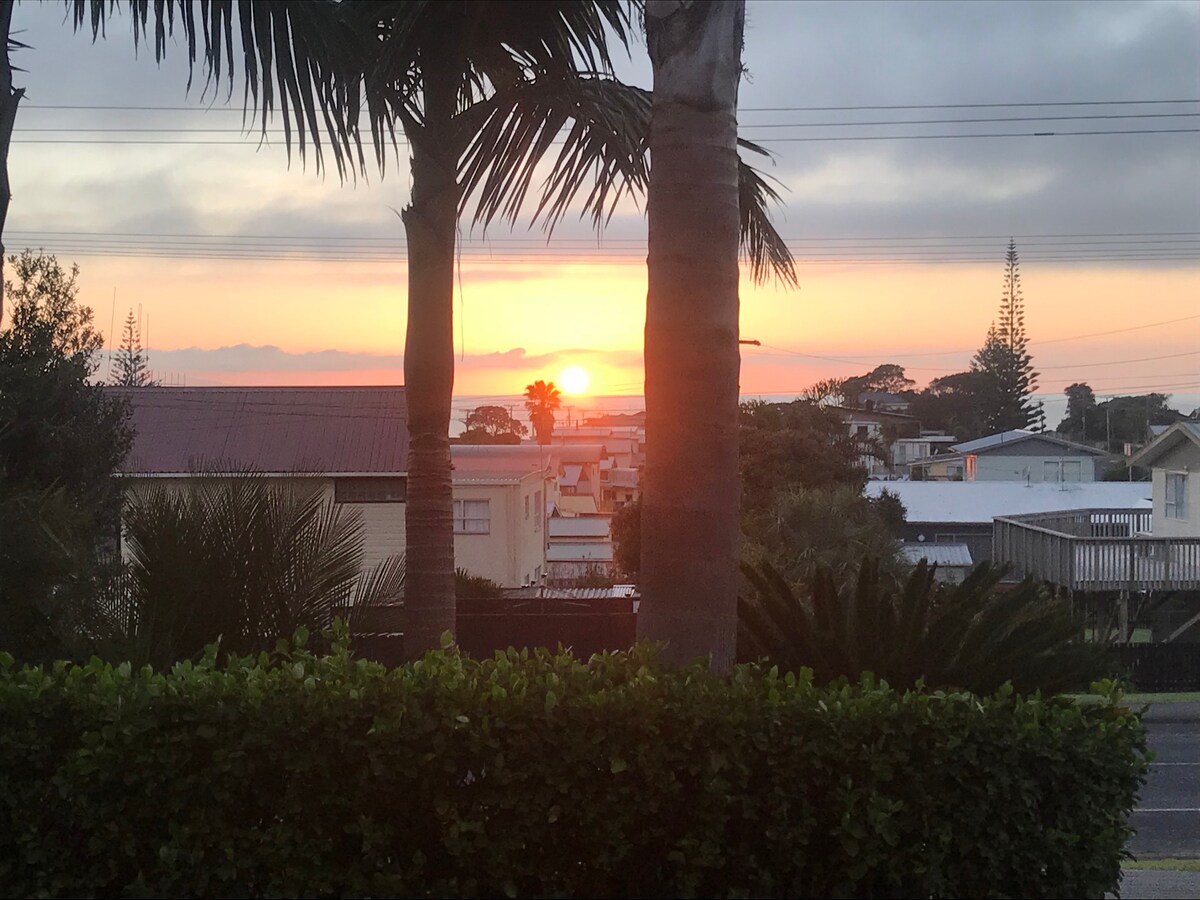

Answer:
[1113,643,1200,692]
[993,509,1200,593]
[350,596,638,665]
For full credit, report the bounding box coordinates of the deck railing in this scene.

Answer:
[993,509,1200,592]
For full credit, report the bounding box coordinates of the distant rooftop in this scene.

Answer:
[900,543,973,568]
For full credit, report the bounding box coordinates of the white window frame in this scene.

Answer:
[1166,471,1188,520]
[453,499,491,534]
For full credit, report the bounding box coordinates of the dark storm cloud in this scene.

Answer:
[8,1,1198,255]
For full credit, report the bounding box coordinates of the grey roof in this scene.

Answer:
[950,429,1107,457]
[549,517,611,539]
[610,468,639,488]
[900,543,974,567]
[111,386,407,475]
[451,445,556,476]
[1131,422,1200,468]
[951,429,1034,452]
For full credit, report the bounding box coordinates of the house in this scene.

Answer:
[449,445,556,587]
[546,515,615,583]
[826,406,922,477]
[111,386,552,588]
[891,434,957,471]
[855,391,912,413]
[1131,422,1200,538]
[908,429,1111,483]
[866,481,1152,566]
[554,444,606,507]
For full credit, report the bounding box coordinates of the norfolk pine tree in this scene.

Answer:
[971,239,1043,432]
[110,308,157,387]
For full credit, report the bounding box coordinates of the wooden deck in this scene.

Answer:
[993,509,1200,593]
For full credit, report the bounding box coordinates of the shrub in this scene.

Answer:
[740,558,1114,694]
[0,631,1146,898]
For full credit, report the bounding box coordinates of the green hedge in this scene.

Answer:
[0,631,1147,898]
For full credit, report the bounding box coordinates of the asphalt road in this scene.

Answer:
[1129,707,1200,860]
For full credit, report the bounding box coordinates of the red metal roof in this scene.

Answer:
[109,386,408,475]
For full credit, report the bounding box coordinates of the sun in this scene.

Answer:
[560,365,590,395]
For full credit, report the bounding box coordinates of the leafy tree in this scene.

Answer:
[971,240,1042,432]
[741,485,907,586]
[1058,382,1098,439]
[842,364,915,407]
[524,380,562,446]
[739,399,867,514]
[110,308,158,387]
[800,376,846,406]
[611,497,641,579]
[101,476,406,669]
[739,559,1112,694]
[908,370,990,441]
[1057,382,1183,448]
[0,251,131,659]
[455,405,526,445]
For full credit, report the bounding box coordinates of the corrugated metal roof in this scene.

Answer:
[952,430,1034,453]
[547,542,614,562]
[111,386,407,475]
[865,481,1152,524]
[549,517,611,538]
[560,465,582,487]
[556,444,605,463]
[554,496,599,516]
[452,445,557,473]
[900,543,974,567]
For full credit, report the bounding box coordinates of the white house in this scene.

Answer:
[111,387,554,588]
[1131,422,1200,538]
[908,429,1111,483]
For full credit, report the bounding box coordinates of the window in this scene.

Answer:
[334,477,406,503]
[1063,460,1083,482]
[965,455,977,481]
[1043,460,1061,482]
[453,499,490,534]
[1166,472,1188,520]
[534,490,542,531]
[524,495,530,520]
[856,425,870,438]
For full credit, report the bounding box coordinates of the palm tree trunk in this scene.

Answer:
[637,0,745,673]
[400,65,461,657]
[0,1,25,326]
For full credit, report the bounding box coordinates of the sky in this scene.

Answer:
[5,0,1199,428]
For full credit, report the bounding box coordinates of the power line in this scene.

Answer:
[23,99,1200,112]
[10,128,1200,145]
[16,112,1200,132]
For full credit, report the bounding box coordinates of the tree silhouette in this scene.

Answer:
[110,308,157,387]
[971,240,1043,432]
[524,380,562,445]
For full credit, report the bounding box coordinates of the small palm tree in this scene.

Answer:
[524,380,563,445]
[96,476,405,669]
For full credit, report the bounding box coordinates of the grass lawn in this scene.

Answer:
[1124,859,1200,872]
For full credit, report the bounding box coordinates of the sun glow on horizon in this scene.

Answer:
[560,366,590,395]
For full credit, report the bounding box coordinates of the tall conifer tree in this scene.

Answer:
[971,240,1043,431]
[110,308,157,387]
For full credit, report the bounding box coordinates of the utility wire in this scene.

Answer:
[23,99,1200,112]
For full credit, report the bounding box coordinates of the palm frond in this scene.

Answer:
[71,0,367,179]
[459,75,797,285]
